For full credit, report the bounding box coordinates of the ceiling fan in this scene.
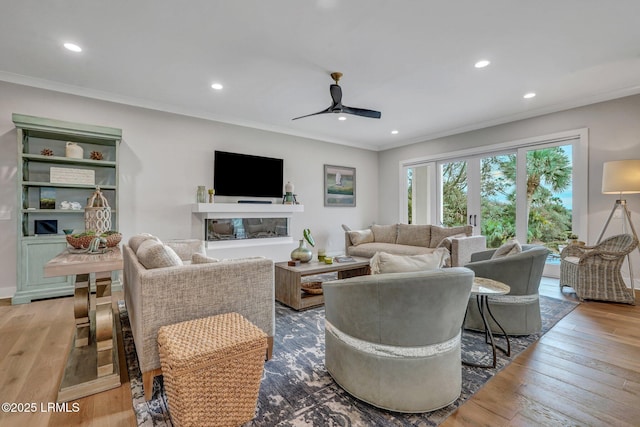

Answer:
[292,72,382,120]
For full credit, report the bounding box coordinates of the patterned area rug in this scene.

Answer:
[119,295,578,426]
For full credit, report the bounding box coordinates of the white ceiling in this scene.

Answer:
[2,1,640,151]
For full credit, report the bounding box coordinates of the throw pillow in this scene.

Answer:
[491,239,522,259]
[166,239,206,261]
[429,225,473,248]
[396,224,431,247]
[128,233,159,253]
[136,240,183,269]
[348,229,374,246]
[435,233,465,267]
[371,224,398,244]
[370,249,449,274]
[192,253,220,264]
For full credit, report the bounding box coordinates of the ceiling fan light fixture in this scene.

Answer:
[63,42,82,52]
[474,59,490,68]
[523,92,536,99]
[292,72,381,121]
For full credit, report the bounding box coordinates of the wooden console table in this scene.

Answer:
[275,257,370,310]
[44,247,123,402]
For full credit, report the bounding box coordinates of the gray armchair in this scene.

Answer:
[323,268,473,413]
[463,245,549,335]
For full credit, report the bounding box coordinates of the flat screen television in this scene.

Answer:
[214,151,284,198]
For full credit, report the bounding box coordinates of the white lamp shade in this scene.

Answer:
[602,160,640,194]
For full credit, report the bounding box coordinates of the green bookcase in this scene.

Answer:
[12,114,122,304]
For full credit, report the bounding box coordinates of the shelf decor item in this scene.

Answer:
[65,141,84,159]
[85,187,112,234]
[90,150,103,160]
[39,187,56,209]
[208,188,215,203]
[284,181,295,204]
[197,186,206,203]
[40,148,54,156]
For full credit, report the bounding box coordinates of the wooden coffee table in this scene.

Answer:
[275,257,370,310]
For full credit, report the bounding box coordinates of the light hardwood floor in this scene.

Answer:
[1,280,639,427]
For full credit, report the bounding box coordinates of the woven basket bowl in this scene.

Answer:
[66,232,122,249]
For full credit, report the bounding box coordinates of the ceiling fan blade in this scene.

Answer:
[342,106,382,119]
[292,107,332,121]
[330,84,342,106]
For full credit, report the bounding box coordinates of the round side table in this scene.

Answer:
[462,277,511,368]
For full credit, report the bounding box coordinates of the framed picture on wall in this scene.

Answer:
[324,165,356,207]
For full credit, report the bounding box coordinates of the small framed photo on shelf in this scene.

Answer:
[39,187,56,209]
[324,165,356,207]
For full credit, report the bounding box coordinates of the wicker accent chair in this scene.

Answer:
[560,234,638,304]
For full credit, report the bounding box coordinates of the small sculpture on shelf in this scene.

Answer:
[283,181,295,204]
[65,141,84,159]
[40,148,54,156]
[208,188,215,203]
[90,150,104,160]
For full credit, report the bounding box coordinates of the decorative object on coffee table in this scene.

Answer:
[301,281,323,295]
[290,228,315,263]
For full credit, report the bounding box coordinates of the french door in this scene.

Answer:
[403,132,587,277]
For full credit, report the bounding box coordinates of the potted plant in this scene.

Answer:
[291,228,315,262]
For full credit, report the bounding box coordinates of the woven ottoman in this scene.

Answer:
[158,312,267,427]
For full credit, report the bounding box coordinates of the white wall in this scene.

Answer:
[378,94,640,287]
[0,81,378,298]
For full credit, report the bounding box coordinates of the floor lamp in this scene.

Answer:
[598,159,640,294]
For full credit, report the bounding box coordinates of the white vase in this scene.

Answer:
[65,142,84,159]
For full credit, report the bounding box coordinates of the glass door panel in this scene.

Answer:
[441,160,468,227]
[522,145,573,275]
[480,154,516,248]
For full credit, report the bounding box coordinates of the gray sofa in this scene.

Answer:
[123,238,275,400]
[323,268,474,413]
[463,244,549,335]
[344,223,486,267]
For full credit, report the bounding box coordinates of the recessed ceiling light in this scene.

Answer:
[211,83,223,90]
[338,116,347,121]
[63,43,82,52]
[523,92,536,99]
[391,130,399,135]
[474,60,490,68]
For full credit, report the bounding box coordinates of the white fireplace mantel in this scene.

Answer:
[192,203,304,218]
[192,203,304,251]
